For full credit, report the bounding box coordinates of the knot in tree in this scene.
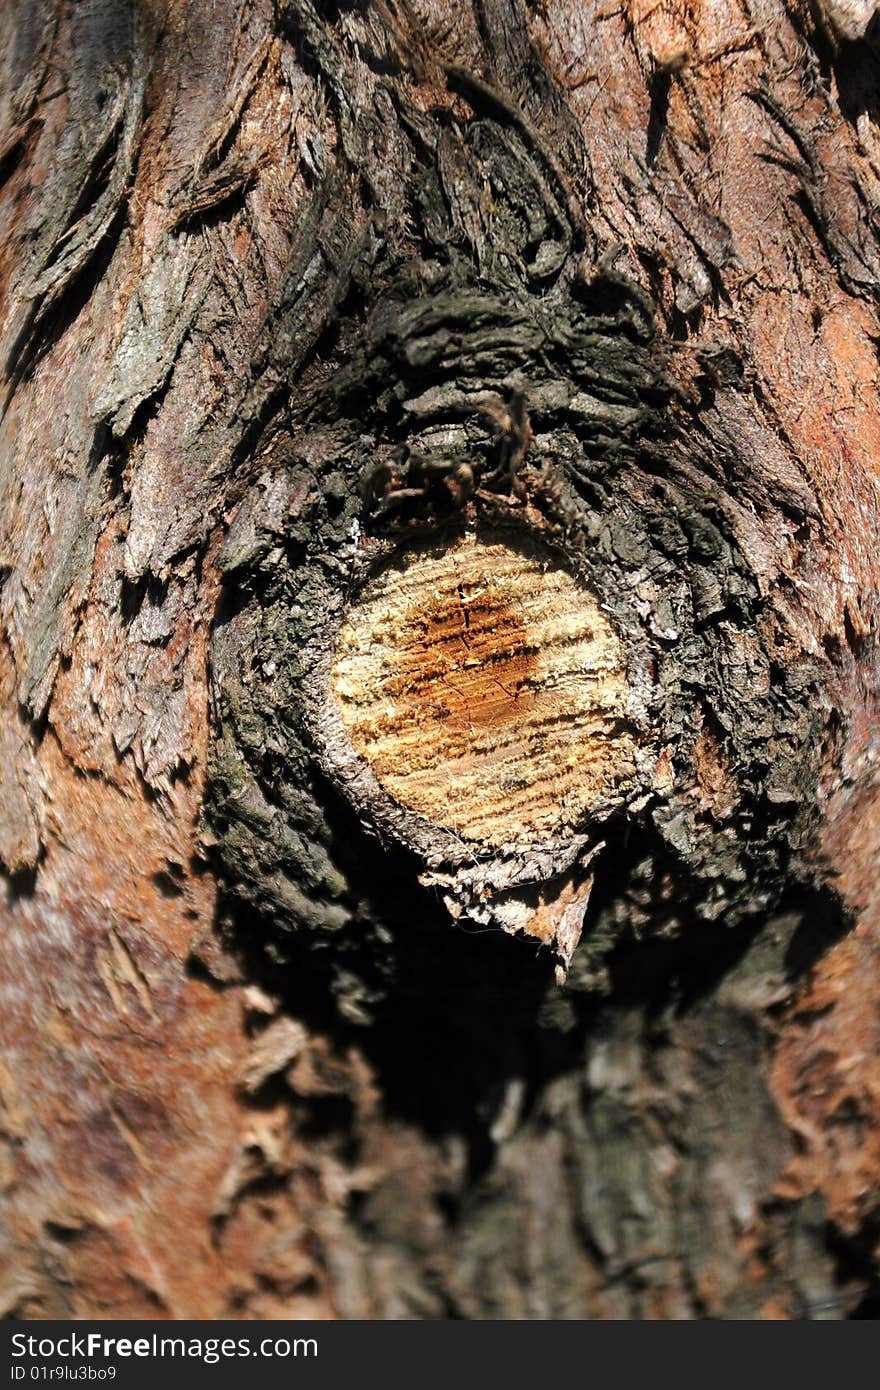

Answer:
[2,0,880,1322]
[331,531,637,847]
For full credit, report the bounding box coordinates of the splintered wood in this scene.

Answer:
[331,533,637,846]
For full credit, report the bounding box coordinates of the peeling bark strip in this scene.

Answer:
[2,0,880,1320]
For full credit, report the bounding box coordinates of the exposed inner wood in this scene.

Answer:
[331,532,638,845]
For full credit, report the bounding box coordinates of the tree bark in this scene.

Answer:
[2,0,880,1320]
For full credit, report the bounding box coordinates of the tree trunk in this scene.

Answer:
[2,0,880,1320]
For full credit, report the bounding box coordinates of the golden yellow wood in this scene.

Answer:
[332,533,637,846]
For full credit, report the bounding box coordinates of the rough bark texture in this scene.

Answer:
[2,0,880,1320]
